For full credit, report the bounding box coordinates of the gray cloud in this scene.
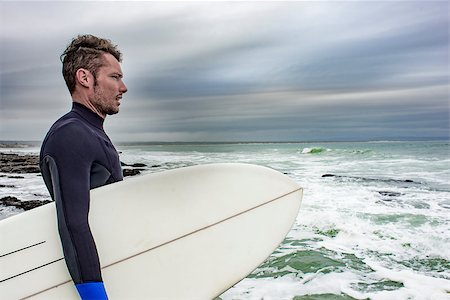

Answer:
[0,1,448,142]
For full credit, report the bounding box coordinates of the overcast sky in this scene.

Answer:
[0,1,448,142]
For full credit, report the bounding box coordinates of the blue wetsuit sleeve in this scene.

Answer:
[76,282,108,300]
[41,124,104,285]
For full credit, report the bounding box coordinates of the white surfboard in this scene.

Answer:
[0,163,302,300]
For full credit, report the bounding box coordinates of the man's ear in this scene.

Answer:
[75,68,93,88]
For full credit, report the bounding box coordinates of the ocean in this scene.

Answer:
[1,141,449,299]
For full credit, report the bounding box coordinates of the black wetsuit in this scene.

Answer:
[40,102,123,284]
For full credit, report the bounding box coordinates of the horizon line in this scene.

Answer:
[0,137,448,146]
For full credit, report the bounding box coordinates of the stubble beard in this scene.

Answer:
[92,85,119,116]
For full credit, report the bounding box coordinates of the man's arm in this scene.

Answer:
[40,124,107,299]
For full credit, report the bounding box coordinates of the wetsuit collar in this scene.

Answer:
[72,102,104,130]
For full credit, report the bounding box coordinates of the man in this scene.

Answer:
[40,34,128,300]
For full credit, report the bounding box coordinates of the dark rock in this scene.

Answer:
[0,184,15,188]
[33,193,47,197]
[378,191,402,197]
[151,164,162,168]
[123,169,141,177]
[17,166,41,173]
[321,173,418,184]
[0,196,52,210]
[2,152,149,179]
[131,163,147,168]
[11,157,26,163]
[8,175,25,179]
[0,196,23,206]
[20,200,52,210]
[0,153,40,174]
[378,199,394,203]
[121,162,147,168]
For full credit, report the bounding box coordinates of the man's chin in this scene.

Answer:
[107,104,120,115]
[107,109,119,116]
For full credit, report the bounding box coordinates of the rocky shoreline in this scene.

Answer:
[0,152,150,213]
[0,152,41,174]
[0,196,52,211]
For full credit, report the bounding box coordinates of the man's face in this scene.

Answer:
[91,53,128,117]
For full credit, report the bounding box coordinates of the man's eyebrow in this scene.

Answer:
[111,72,123,77]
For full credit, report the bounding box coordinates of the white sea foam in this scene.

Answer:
[361,259,450,300]
[221,271,361,299]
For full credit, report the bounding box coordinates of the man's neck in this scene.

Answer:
[71,94,106,119]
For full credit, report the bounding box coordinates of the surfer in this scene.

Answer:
[39,34,127,300]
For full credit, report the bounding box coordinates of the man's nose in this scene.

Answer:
[120,80,128,93]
